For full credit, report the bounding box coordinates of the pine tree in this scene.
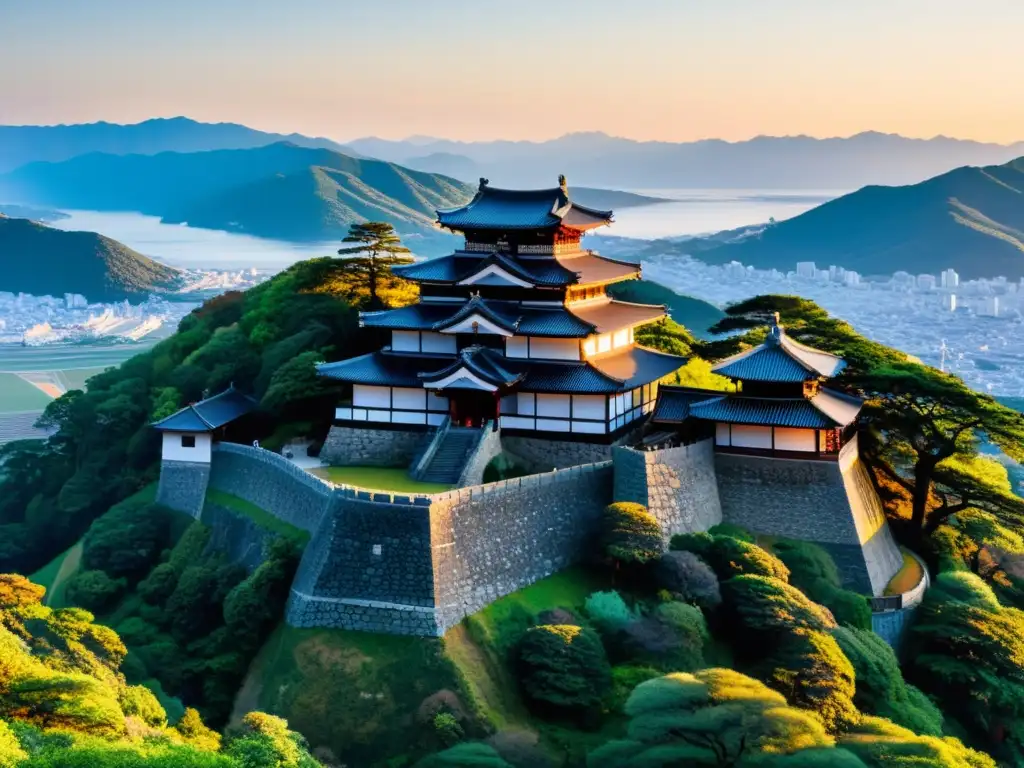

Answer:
[336,222,414,309]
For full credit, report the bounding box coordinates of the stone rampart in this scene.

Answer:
[429,462,614,631]
[156,460,210,519]
[208,443,331,534]
[501,435,618,471]
[457,425,503,487]
[321,425,430,467]
[613,439,722,540]
[201,501,278,574]
[714,439,902,595]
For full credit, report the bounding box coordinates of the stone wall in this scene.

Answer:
[714,439,902,595]
[429,462,614,631]
[201,501,278,574]
[613,439,722,541]
[208,443,331,534]
[156,460,210,519]
[321,425,430,467]
[501,434,617,471]
[457,425,503,487]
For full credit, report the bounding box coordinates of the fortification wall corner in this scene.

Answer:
[156,460,210,519]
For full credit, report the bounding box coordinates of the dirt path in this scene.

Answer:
[45,541,83,607]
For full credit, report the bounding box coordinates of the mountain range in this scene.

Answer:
[0,116,356,173]
[692,157,1024,280]
[0,215,181,300]
[349,131,1024,190]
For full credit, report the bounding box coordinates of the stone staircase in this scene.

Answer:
[418,426,482,485]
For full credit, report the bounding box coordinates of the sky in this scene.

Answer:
[2,0,1024,144]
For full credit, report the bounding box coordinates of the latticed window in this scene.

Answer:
[819,429,841,454]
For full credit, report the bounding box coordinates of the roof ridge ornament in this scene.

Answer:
[558,174,567,192]
[479,177,489,190]
[767,312,783,345]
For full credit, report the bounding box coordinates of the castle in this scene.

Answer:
[154,179,904,637]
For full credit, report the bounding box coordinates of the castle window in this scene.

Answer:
[372,544,382,556]
[181,435,196,448]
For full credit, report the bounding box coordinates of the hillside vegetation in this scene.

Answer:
[0,142,472,246]
[699,157,1024,279]
[0,215,180,301]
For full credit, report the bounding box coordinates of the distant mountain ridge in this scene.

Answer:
[348,130,1024,189]
[0,215,180,300]
[0,142,474,246]
[695,157,1024,280]
[0,116,357,173]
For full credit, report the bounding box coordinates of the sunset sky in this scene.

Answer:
[2,0,1023,144]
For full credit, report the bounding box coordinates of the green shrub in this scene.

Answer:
[708,522,755,542]
[609,665,661,713]
[707,537,790,582]
[137,563,179,606]
[840,715,996,768]
[584,590,636,634]
[814,583,871,629]
[0,720,26,768]
[773,539,841,589]
[80,499,175,581]
[516,625,611,715]
[599,503,664,566]
[656,551,721,608]
[669,531,714,559]
[832,626,942,736]
[64,570,126,614]
[433,712,464,747]
[415,743,512,768]
[119,684,167,728]
[722,575,836,638]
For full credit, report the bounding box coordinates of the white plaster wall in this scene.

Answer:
[421,332,456,354]
[392,330,420,352]
[572,395,606,420]
[162,432,212,462]
[774,427,816,452]
[392,387,426,410]
[537,394,571,418]
[353,385,391,408]
[613,328,629,348]
[529,337,579,361]
[536,418,571,432]
[518,392,536,415]
[427,392,449,412]
[393,411,427,425]
[716,423,731,445]
[505,337,528,358]
[731,425,773,449]
[572,421,605,434]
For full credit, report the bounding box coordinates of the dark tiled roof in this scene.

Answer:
[362,299,596,337]
[436,182,612,232]
[421,346,524,388]
[317,351,450,387]
[554,252,641,285]
[152,386,257,432]
[687,389,862,428]
[590,345,687,389]
[393,250,641,288]
[713,324,846,383]
[651,386,724,423]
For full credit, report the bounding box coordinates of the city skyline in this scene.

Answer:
[2,0,1024,144]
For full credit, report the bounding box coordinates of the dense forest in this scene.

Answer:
[2,232,1024,765]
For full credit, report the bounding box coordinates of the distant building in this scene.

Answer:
[917,274,937,291]
[979,296,1000,317]
[942,294,957,312]
[892,271,915,290]
[796,261,817,278]
[941,268,959,289]
[63,293,88,309]
[843,271,861,287]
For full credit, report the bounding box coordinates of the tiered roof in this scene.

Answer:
[319,345,684,395]
[151,386,257,432]
[392,250,640,288]
[712,320,845,382]
[360,296,665,338]
[436,178,612,232]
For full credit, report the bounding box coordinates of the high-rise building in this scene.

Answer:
[917,274,937,291]
[843,271,861,287]
[978,297,1000,317]
[941,269,960,289]
[942,294,957,312]
[796,262,817,278]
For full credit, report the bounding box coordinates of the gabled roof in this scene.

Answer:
[361,298,597,338]
[712,317,846,383]
[588,345,687,389]
[651,386,725,424]
[392,250,640,288]
[436,178,612,232]
[151,386,258,432]
[317,351,447,387]
[688,391,861,429]
[420,346,524,389]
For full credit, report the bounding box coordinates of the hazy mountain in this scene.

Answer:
[0,142,473,245]
[696,157,1024,279]
[348,131,1024,190]
[0,203,68,222]
[0,116,357,173]
[0,215,180,300]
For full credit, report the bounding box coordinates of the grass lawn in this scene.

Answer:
[0,372,53,413]
[204,489,310,546]
[30,545,75,593]
[310,466,451,494]
[885,549,926,596]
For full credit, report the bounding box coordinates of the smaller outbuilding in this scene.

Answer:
[151,385,258,464]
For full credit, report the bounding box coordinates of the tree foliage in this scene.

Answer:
[600,503,664,567]
[516,625,611,716]
[335,222,415,309]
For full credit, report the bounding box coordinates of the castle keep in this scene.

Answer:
[155,181,903,636]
